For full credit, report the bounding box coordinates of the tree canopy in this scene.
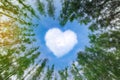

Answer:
[0,0,120,80]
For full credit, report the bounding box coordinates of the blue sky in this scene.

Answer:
[28,0,91,70]
[33,15,90,70]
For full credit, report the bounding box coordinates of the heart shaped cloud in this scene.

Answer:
[45,28,78,58]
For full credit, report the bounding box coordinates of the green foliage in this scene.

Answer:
[59,0,120,80]
[36,0,45,15]
[43,65,54,80]
[46,0,55,17]
[77,26,120,80]
[59,0,120,30]
[0,0,42,79]
[31,59,48,80]
[70,63,83,80]
[0,0,120,80]
[59,67,68,80]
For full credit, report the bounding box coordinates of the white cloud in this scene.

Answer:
[45,28,78,58]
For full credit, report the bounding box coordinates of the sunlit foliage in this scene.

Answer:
[0,0,120,80]
[0,0,42,79]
